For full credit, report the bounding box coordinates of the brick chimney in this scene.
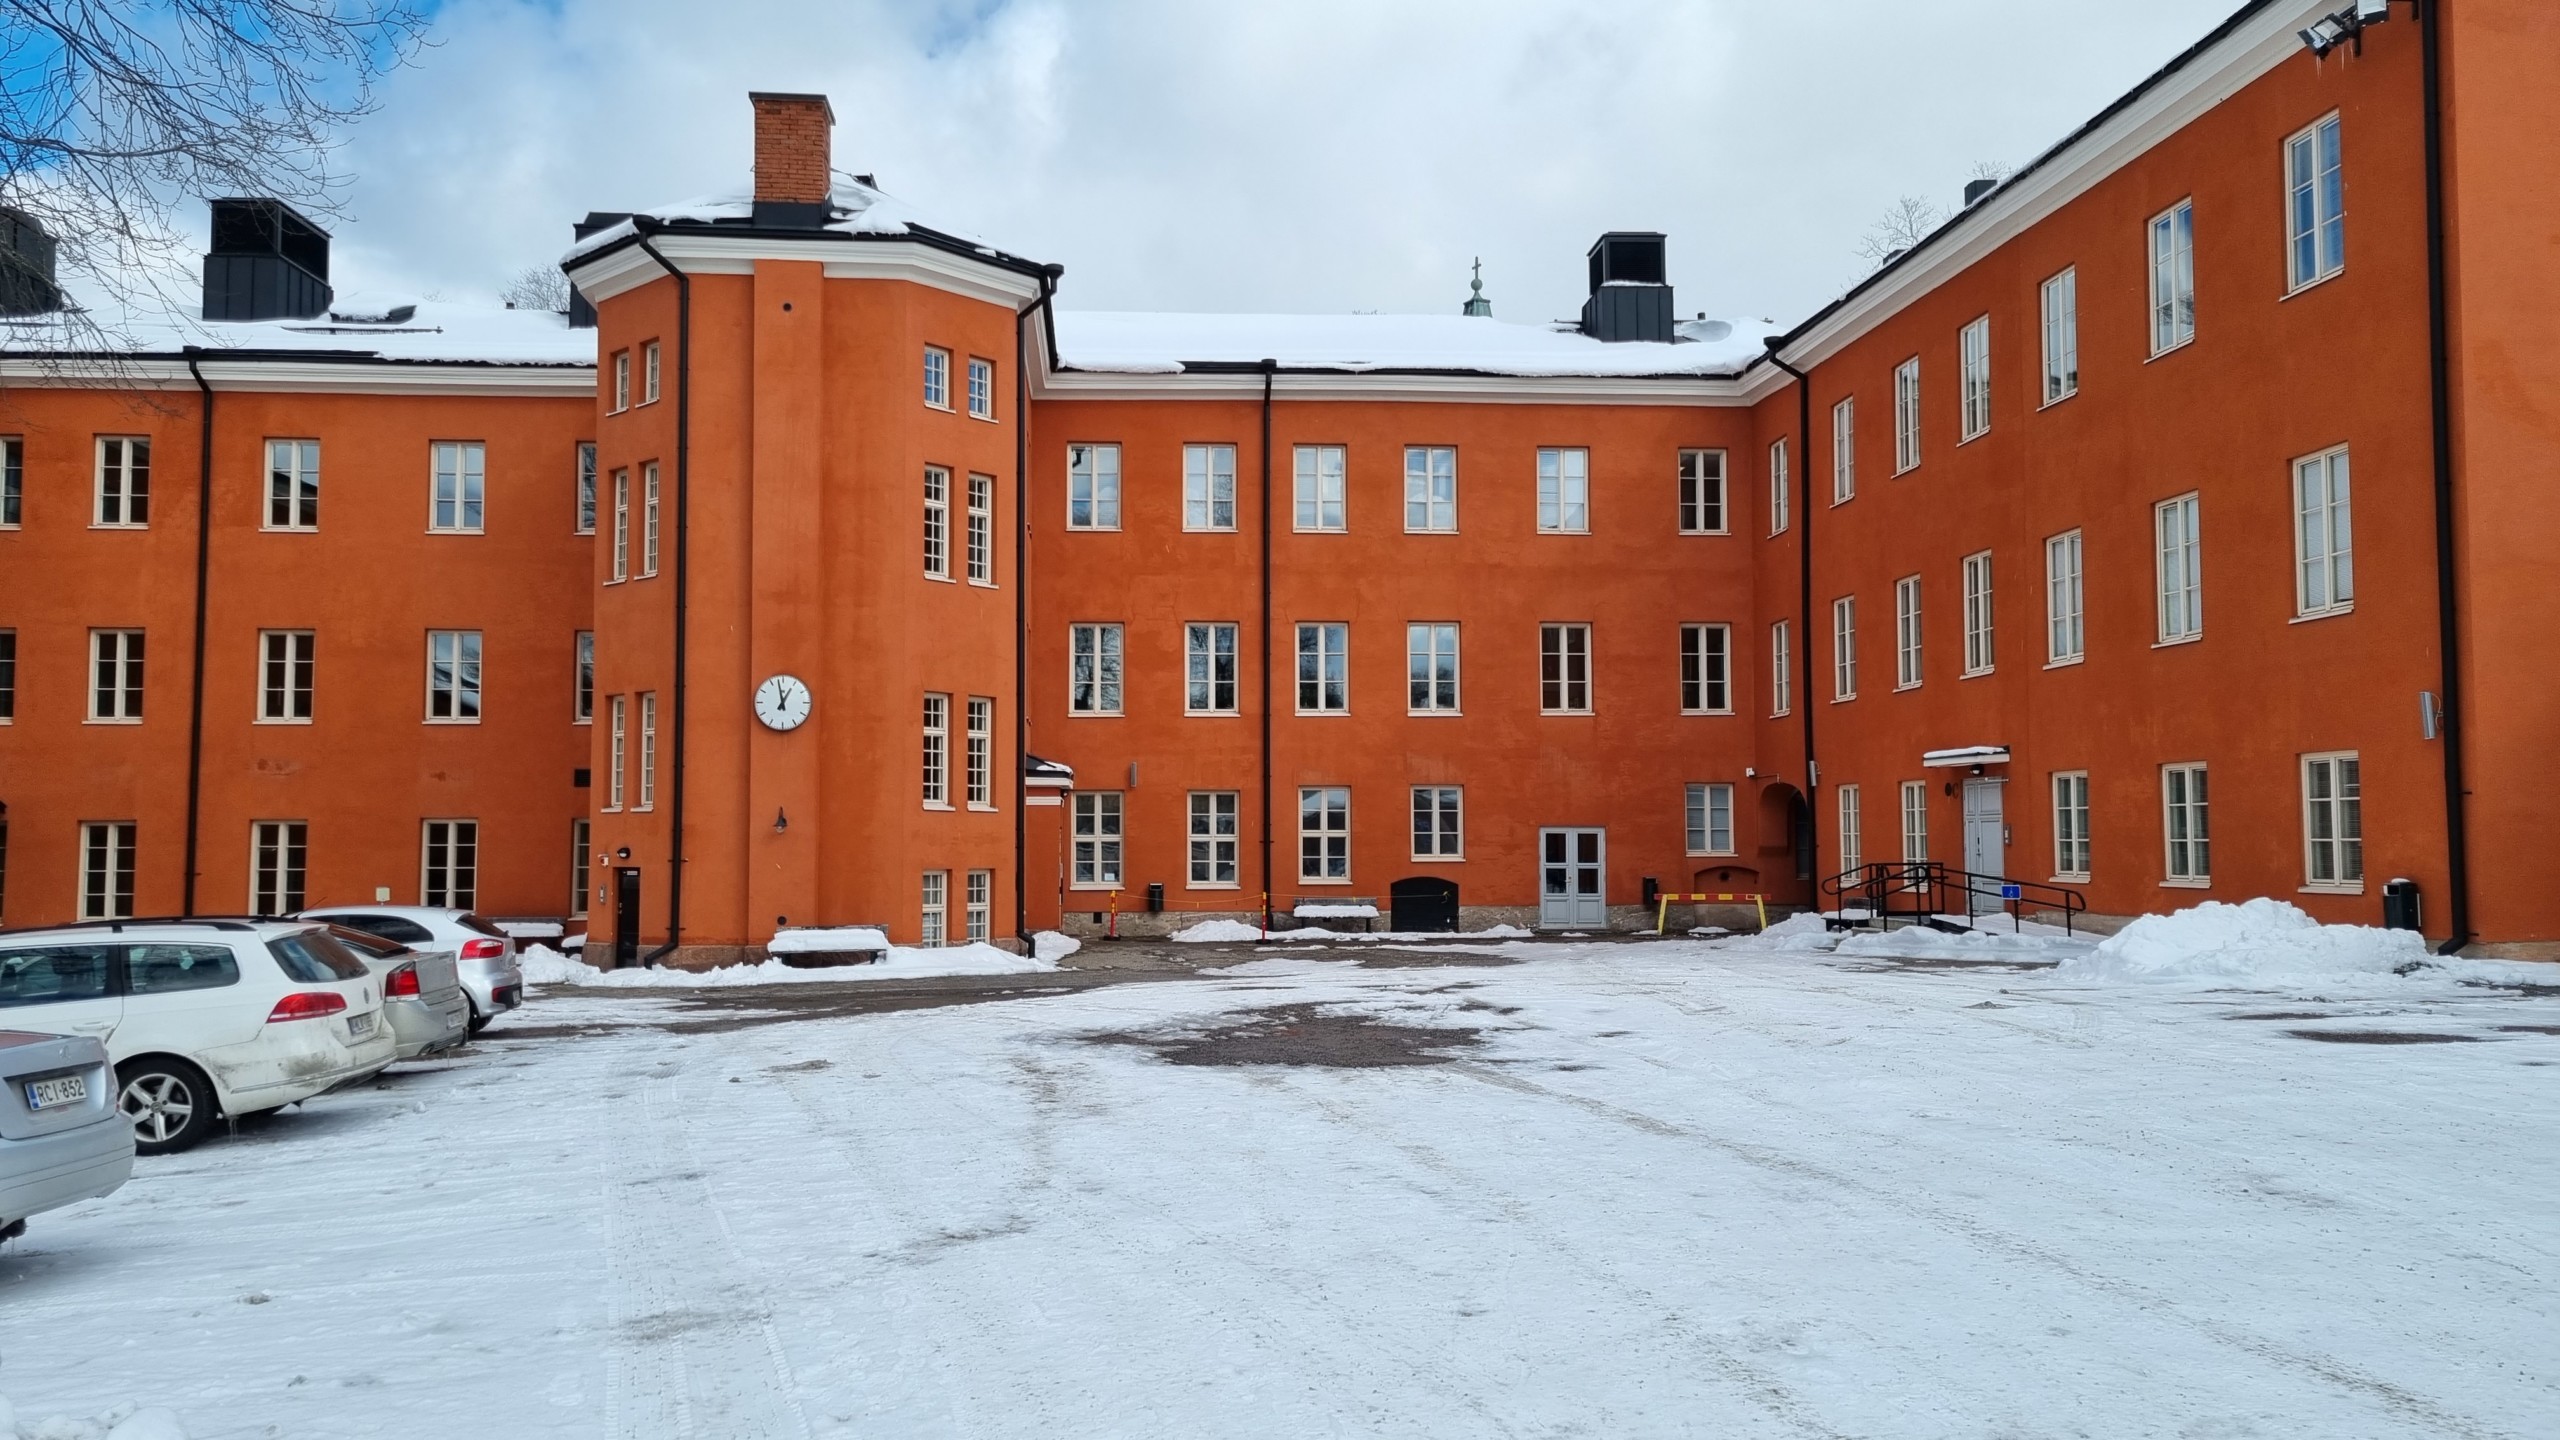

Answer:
[749,92,835,227]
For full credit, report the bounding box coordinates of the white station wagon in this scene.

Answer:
[0,919,397,1154]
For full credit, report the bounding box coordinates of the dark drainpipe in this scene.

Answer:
[2417,0,2471,953]
[1013,265,1060,946]
[181,351,215,916]
[1258,359,1276,929]
[1765,348,1820,885]
[632,230,691,966]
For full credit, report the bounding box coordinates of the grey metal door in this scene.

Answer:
[1539,828,1606,928]
[1961,780,2005,914]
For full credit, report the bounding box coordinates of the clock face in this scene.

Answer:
[754,674,812,732]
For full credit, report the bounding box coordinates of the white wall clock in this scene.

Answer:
[754,674,812,732]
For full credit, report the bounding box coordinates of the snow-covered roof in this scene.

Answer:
[1051,311,1772,379]
[563,176,1020,270]
[0,293,595,368]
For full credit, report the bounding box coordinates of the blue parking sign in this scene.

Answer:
[2000,883,2023,900]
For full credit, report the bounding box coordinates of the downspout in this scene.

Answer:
[1765,350,1820,882]
[2417,0,2471,953]
[632,231,691,966]
[181,351,214,916]
[1258,359,1276,929]
[1013,265,1059,946]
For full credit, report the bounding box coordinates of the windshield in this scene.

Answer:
[267,930,370,983]
[323,925,411,960]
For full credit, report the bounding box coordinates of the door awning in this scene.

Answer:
[1922,746,2011,768]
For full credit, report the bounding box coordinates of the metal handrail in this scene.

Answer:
[1818,862,2087,936]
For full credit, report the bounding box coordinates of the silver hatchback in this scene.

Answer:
[319,926,469,1060]
[295,907,523,1035]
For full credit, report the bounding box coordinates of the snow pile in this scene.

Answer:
[764,927,890,955]
[1032,931,1082,962]
[1169,920,1537,944]
[2055,899,2423,985]
[1835,925,2093,964]
[1171,919,1267,942]
[1710,911,1842,953]
[0,1395,188,1439]
[519,942,1052,988]
[517,944,595,985]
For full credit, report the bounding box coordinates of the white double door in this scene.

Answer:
[1538,828,1606,928]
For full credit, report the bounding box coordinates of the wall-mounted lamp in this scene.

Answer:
[774,807,789,834]
[615,846,631,861]
[2299,0,2390,59]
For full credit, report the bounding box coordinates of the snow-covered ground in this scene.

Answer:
[3,933,2554,1437]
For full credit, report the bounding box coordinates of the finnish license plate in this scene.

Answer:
[348,1012,377,1039]
[26,1074,88,1111]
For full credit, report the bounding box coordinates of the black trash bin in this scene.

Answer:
[2382,878,2421,932]
[1145,881,1165,914]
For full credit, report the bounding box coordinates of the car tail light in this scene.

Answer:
[267,991,349,1023]
[385,963,420,998]
[460,939,506,960]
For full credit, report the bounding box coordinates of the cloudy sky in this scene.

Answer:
[323,0,2244,329]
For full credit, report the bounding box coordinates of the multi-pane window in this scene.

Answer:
[610,469,629,581]
[1679,449,1725,533]
[1540,623,1591,713]
[569,819,590,918]
[2286,114,2345,290]
[1411,786,1462,859]
[1071,792,1122,887]
[1295,445,1347,531]
[2041,268,2079,404]
[1185,623,1239,714]
[1184,444,1237,531]
[1,435,20,526]
[2155,494,2202,642]
[431,441,486,532]
[1836,785,1863,874]
[965,870,992,943]
[1685,783,1735,855]
[95,437,149,526]
[612,351,630,411]
[1188,791,1240,886]
[920,693,949,806]
[0,629,15,721]
[79,822,137,920]
[1767,437,1789,535]
[2293,446,2353,616]
[1680,623,1730,714]
[1297,622,1349,713]
[89,629,144,721]
[2052,772,2092,880]
[1895,576,1923,688]
[1830,399,1855,503]
[2302,752,2362,889]
[1900,780,1929,862]
[266,439,319,530]
[1069,623,1123,714]
[1537,448,1589,533]
[1067,443,1120,529]
[923,347,951,409]
[1404,446,1457,532]
[641,462,660,576]
[2150,199,2197,353]
[1893,359,1921,473]
[1830,597,1857,701]
[920,871,948,948]
[576,443,598,534]
[643,341,661,404]
[923,466,951,578]
[637,693,657,810]
[257,630,314,722]
[1407,623,1459,713]
[1958,317,1991,441]
[965,696,993,807]
[965,473,995,583]
[606,696,626,810]
[426,630,482,722]
[575,631,594,722]
[2045,531,2085,664]
[2162,763,2210,883]
[250,820,307,915]
[1961,551,1994,676]
[1299,786,1351,882]
[421,819,478,909]
[1769,620,1791,717]
[967,357,995,419]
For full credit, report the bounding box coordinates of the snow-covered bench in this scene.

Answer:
[765,926,892,967]
[1291,900,1380,932]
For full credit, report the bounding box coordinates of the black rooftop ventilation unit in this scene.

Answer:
[565,212,631,329]
[0,207,62,316]
[1580,231,1673,344]
[202,198,331,322]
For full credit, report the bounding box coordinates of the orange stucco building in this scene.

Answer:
[4,0,2554,957]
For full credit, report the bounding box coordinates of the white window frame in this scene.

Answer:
[1769,620,1792,717]
[1071,792,1123,888]
[923,346,952,410]
[3,434,23,527]
[920,871,948,947]
[1893,358,1921,473]
[2155,493,2202,643]
[2161,762,2210,885]
[923,465,951,579]
[2301,751,2363,891]
[1899,780,1929,863]
[1830,399,1855,504]
[1766,437,1789,535]
[1836,785,1863,874]
[1404,446,1457,533]
[575,631,594,724]
[1184,443,1237,532]
[1188,791,1241,887]
[1066,443,1121,530]
[605,695,626,811]
[640,462,660,577]
[88,628,144,722]
[1540,622,1592,714]
[636,692,657,811]
[2041,268,2079,405]
[2293,445,2353,617]
[965,696,994,809]
[1297,622,1350,714]
[967,356,996,420]
[265,438,319,531]
[1680,622,1731,715]
[1961,551,1995,676]
[78,821,137,920]
[1295,444,1347,532]
[430,440,486,534]
[1537,447,1589,534]
[2052,771,2091,882]
[257,629,314,724]
[1410,786,1462,860]
[1679,449,1726,534]
[2045,530,2085,665]
[570,819,591,918]
[1685,782,1735,857]
[1894,576,1923,689]
[965,473,995,584]
[576,442,598,535]
[2,627,19,722]
[420,819,478,910]
[609,469,629,582]
[1830,596,1857,701]
[1958,316,1992,441]
[611,351,629,412]
[94,436,150,528]
[1069,623,1123,715]
[1407,622,1460,714]
[1186,622,1240,715]
[965,869,992,942]
[1298,786,1351,884]
[2150,199,2197,355]
[642,341,662,405]
[425,630,482,724]
[2285,113,2345,292]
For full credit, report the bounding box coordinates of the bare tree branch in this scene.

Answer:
[498,262,570,314]
[1853,195,1944,269]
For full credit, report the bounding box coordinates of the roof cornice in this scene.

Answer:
[568,230,1043,310]
[0,355,595,397]
[1034,365,1752,407]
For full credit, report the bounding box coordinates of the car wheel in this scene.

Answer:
[465,997,490,1036]
[118,1057,220,1156]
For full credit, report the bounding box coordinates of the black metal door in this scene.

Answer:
[612,867,641,968]
[1389,876,1460,933]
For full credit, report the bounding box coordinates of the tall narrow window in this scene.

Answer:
[1679,449,1725,533]
[606,696,626,810]
[611,351,629,411]
[1297,622,1349,713]
[430,441,485,532]
[2155,494,2202,642]
[610,469,629,581]
[2162,763,2209,883]
[1900,781,1929,862]
[257,630,315,722]
[965,697,993,807]
[1189,791,1240,885]
[2041,268,2079,403]
[642,341,661,404]
[1685,783,1735,855]
[575,631,594,722]
[95,436,150,526]
[1769,620,1792,717]
[1411,787,1462,859]
[1830,597,1857,701]
[965,870,992,942]
[1680,623,1730,714]
[266,439,319,530]
[1067,443,1120,529]
[1299,787,1351,882]
[1184,444,1237,531]
[923,466,950,578]
[2150,199,2197,353]
[421,819,478,909]
[1071,792,1122,887]
[1961,551,1995,676]
[2286,114,2345,290]
[967,357,995,419]
[1404,446,1457,532]
[1,435,21,526]
[640,462,660,576]
[920,871,948,949]
[2293,446,2353,616]
[1295,445,1347,531]
[1185,623,1239,714]
[425,630,482,722]
[1958,317,1991,440]
[1537,448,1589,533]
[79,822,137,920]
[0,629,16,721]
[1836,785,1863,874]
[2052,772,2091,880]
[1830,399,1855,503]
[1767,437,1789,535]
[637,693,657,810]
[1895,576,1923,688]
[965,473,995,583]
[250,820,307,915]
[1407,623,1459,713]
[89,629,144,721]
[2045,531,2085,664]
[920,693,949,806]
[576,443,598,534]
[923,347,951,409]
[1540,623,1591,713]
[569,819,591,918]
[2303,752,2363,889]
[1069,623,1123,714]
[1893,359,1921,473]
